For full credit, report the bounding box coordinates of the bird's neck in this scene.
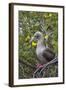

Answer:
[37,38,45,48]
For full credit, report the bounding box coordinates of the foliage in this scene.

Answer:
[18,11,58,79]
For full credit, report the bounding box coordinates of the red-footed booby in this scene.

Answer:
[30,31,55,68]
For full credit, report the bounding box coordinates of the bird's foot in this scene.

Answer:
[36,64,43,68]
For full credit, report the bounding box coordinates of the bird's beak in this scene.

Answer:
[29,37,34,43]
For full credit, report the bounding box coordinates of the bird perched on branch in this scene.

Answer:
[30,31,55,68]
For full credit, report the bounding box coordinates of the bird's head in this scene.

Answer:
[29,31,43,43]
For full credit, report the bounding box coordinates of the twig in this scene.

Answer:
[39,57,58,75]
[33,56,58,78]
[33,66,42,78]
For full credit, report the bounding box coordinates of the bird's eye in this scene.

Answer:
[35,35,40,39]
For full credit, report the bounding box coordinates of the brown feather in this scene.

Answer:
[42,48,55,62]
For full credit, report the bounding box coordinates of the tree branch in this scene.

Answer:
[33,56,58,78]
[39,56,58,75]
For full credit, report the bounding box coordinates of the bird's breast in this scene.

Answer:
[36,41,47,64]
[36,47,44,56]
[36,47,47,64]
[36,47,45,62]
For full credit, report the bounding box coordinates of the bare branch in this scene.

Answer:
[40,18,47,34]
[33,56,58,78]
[39,56,58,75]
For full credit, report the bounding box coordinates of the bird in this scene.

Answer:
[30,31,55,68]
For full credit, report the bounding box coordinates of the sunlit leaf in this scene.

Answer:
[25,35,30,41]
[44,35,49,39]
[49,14,52,17]
[32,41,37,47]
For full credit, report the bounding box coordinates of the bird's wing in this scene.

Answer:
[42,48,55,62]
